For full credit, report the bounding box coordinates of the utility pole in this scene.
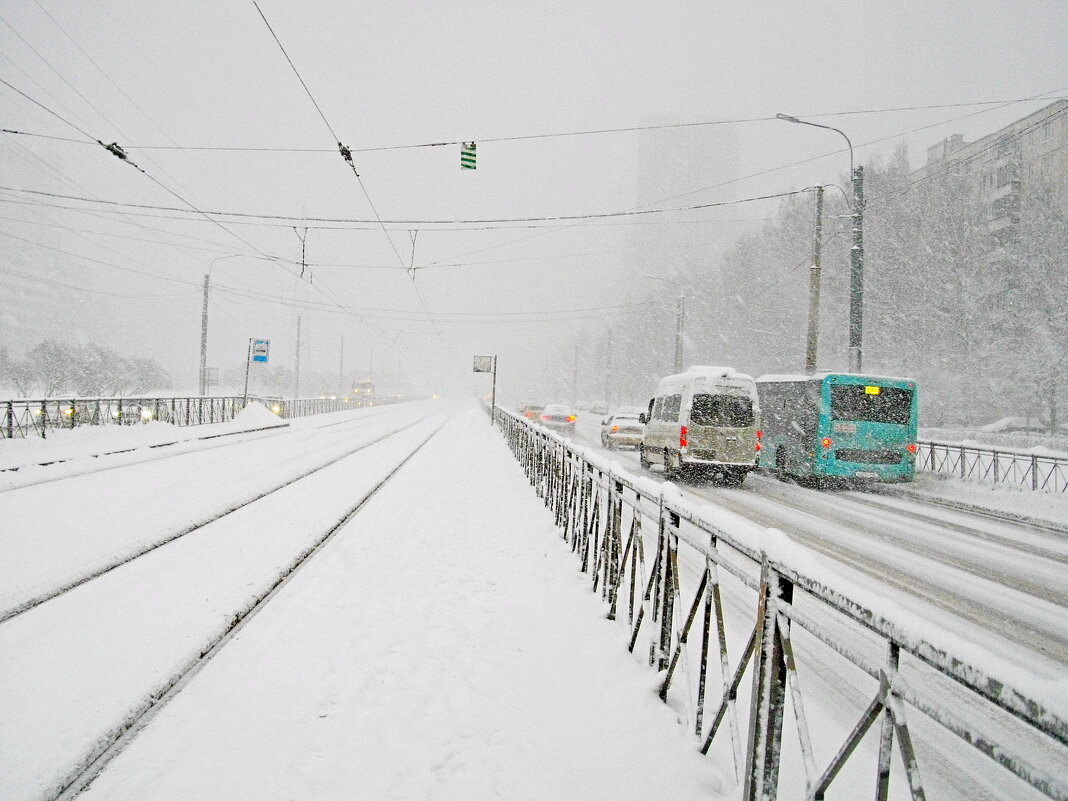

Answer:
[849,166,865,373]
[571,340,578,407]
[605,327,613,410]
[294,314,302,399]
[674,293,685,374]
[198,274,210,395]
[640,273,685,374]
[775,114,863,372]
[338,336,344,397]
[805,185,824,374]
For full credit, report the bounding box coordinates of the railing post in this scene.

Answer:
[744,559,793,801]
[4,401,12,439]
[657,506,679,672]
[1032,455,1039,492]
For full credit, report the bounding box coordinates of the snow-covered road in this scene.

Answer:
[570,412,1068,673]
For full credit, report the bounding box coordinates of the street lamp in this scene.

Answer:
[199,253,247,395]
[776,113,866,373]
[641,273,685,374]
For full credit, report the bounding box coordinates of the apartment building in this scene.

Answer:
[915,99,1067,245]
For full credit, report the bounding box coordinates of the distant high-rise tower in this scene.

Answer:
[623,118,741,284]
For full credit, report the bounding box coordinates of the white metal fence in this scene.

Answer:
[918,439,1068,493]
[497,407,1067,800]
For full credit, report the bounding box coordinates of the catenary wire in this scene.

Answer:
[3,97,1062,153]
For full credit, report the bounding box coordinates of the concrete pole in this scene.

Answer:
[294,314,302,399]
[805,185,824,374]
[674,293,686,374]
[198,274,210,395]
[849,167,865,373]
[605,327,613,410]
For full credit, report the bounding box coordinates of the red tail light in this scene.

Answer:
[821,437,831,449]
[540,414,550,421]
[756,430,762,439]
[566,415,575,423]
[906,443,917,453]
[680,426,687,448]
[755,443,761,452]
[611,425,619,433]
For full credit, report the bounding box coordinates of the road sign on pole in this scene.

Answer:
[473,355,497,423]
[251,339,270,363]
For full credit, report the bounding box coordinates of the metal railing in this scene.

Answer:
[918,439,1068,494]
[496,407,1067,801]
[0,396,372,439]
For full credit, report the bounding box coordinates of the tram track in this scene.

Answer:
[22,412,451,801]
[0,406,398,493]
[0,408,437,625]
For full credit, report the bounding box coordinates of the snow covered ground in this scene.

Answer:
[2,402,1065,801]
[1,404,722,801]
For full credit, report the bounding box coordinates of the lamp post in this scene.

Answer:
[199,254,246,395]
[776,114,865,373]
[641,273,685,374]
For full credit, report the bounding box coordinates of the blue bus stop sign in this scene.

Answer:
[251,339,270,363]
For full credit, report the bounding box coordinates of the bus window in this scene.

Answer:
[830,385,912,425]
[691,393,754,427]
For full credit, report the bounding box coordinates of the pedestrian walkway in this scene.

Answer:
[81,407,722,801]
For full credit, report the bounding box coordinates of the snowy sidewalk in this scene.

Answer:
[81,407,721,801]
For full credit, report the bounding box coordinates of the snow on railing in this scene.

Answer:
[495,407,1067,801]
[0,396,368,439]
[918,439,1068,494]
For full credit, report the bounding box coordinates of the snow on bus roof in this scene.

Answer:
[684,365,753,381]
[757,371,916,384]
[756,373,811,383]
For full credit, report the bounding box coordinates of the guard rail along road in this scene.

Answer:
[0,395,398,439]
[491,405,1067,801]
[917,439,1068,494]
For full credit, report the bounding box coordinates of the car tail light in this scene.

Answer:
[611,425,619,433]
[566,415,575,422]
[756,430,762,439]
[906,443,917,453]
[821,437,831,449]
[540,414,550,421]
[755,443,761,452]
[680,426,687,448]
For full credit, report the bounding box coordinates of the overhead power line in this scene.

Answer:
[0,184,807,225]
[3,96,1062,154]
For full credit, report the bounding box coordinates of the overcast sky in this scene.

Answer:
[2,0,1065,398]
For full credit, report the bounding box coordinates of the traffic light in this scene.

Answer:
[461,142,476,170]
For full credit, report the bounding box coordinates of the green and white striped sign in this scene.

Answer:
[460,142,476,170]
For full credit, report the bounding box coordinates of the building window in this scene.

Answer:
[1043,121,1053,141]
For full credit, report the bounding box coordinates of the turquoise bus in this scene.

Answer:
[756,373,918,483]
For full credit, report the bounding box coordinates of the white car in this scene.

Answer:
[600,413,644,449]
[538,404,576,434]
